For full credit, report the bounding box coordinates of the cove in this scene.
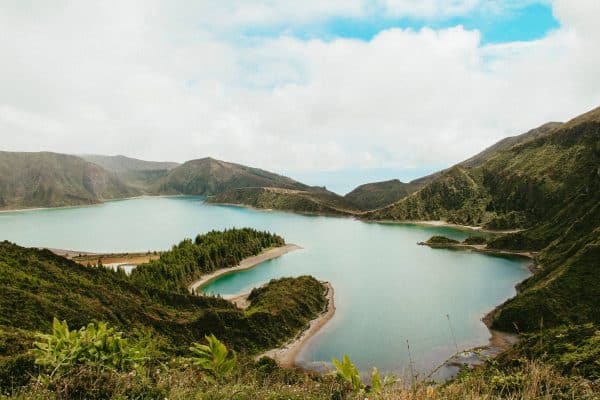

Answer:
[0,196,530,376]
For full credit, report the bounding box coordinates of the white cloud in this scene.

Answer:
[0,1,599,178]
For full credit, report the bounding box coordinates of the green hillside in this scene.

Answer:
[207,186,360,215]
[347,122,564,212]
[0,152,139,210]
[153,157,310,196]
[460,122,563,168]
[80,154,179,191]
[0,230,325,353]
[371,106,600,335]
[364,109,598,230]
[343,179,421,210]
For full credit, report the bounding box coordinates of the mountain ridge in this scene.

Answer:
[0,151,139,210]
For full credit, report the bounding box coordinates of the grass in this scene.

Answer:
[5,356,598,399]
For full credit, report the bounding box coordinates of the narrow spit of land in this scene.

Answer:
[418,242,537,261]
[259,282,335,368]
[187,243,301,293]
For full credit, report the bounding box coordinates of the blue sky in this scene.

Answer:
[242,2,560,45]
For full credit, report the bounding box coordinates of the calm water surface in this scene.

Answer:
[0,196,530,375]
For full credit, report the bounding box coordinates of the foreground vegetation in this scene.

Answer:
[2,319,598,399]
[0,230,329,396]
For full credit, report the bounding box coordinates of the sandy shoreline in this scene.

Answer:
[207,200,355,218]
[419,242,537,261]
[188,243,301,293]
[369,219,523,234]
[259,282,335,368]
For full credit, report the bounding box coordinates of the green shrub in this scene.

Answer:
[332,355,396,396]
[426,236,459,245]
[33,318,149,379]
[462,236,487,245]
[190,335,236,381]
[0,327,37,394]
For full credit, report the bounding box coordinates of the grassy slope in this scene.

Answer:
[207,186,360,215]
[368,107,600,335]
[0,239,326,354]
[344,179,421,210]
[0,152,139,210]
[347,122,564,213]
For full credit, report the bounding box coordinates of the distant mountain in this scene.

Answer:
[153,157,310,196]
[80,154,179,191]
[0,152,139,210]
[207,186,360,215]
[1,153,321,209]
[344,179,420,210]
[80,154,179,174]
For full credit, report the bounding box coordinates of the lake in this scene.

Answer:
[0,196,530,377]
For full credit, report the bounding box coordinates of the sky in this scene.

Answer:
[1,0,600,194]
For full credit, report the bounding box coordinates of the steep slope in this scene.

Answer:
[370,106,600,334]
[0,231,326,353]
[207,186,360,215]
[344,179,420,210]
[80,154,179,191]
[365,110,598,230]
[460,121,563,168]
[364,166,491,225]
[0,152,139,210]
[347,122,564,212]
[154,157,310,195]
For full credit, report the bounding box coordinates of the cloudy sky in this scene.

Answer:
[1,0,599,193]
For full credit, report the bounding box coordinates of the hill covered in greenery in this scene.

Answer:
[370,106,599,339]
[343,121,565,212]
[0,230,325,353]
[343,179,421,210]
[0,152,139,210]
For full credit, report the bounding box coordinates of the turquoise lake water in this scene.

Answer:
[0,196,530,376]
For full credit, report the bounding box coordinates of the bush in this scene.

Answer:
[462,236,487,245]
[0,327,38,394]
[190,335,236,381]
[33,318,150,379]
[426,236,459,245]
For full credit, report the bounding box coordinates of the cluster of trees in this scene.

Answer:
[129,228,284,292]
